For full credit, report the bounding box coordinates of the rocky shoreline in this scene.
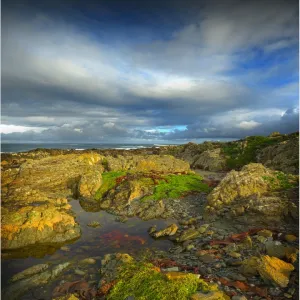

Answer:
[1,132,299,300]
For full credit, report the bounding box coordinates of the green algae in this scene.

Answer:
[94,171,126,200]
[223,136,281,169]
[142,173,211,201]
[262,171,299,191]
[107,262,214,300]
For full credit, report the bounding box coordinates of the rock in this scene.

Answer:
[1,153,103,249]
[240,257,260,277]
[87,221,101,228]
[148,225,157,235]
[257,256,294,288]
[239,236,252,249]
[228,252,241,258]
[180,218,198,225]
[256,136,299,174]
[199,254,216,263]
[10,264,49,282]
[79,258,96,265]
[177,228,204,242]
[152,224,178,238]
[77,168,102,199]
[285,234,297,243]
[198,224,210,234]
[190,291,229,300]
[207,164,273,211]
[257,229,273,237]
[186,244,195,251]
[3,262,70,300]
[192,148,227,172]
[61,246,70,252]
[284,293,293,298]
[257,236,268,243]
[228,273,247,282]
[106,155,190,173]
[231,296,247,300]
[115,216,128,223]
[74,269,86,276]
[265,241,286,259]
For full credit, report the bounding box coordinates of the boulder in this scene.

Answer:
[257,256,294,288]
[77,168,102,199]
[256,137,299,175]
[206,163,298,223]
[207,163,272,210]
[193,148,226,171]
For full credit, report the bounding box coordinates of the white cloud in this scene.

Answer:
[237,120,262,130]
[0,124,43,134]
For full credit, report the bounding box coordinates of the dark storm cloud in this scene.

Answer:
[1,0,298,142]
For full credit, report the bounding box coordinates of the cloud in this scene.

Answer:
[237,121,261,130]
[1,0,298,143]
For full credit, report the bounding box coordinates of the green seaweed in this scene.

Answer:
[94,171,126,200]
[142,173,211,201]
[107,262,213,300]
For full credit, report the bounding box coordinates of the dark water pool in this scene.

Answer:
[1,200,175,299]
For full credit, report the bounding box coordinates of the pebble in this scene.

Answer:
[60,246,70,252]
[232,296,248,300]
[257,229,273,238]
[74,269,86,276]
[79,258,96,265]
[284,293,292,299]
[228,251,241,258]
[285,234,297,243]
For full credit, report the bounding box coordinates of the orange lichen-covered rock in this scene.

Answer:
[257,256,294,288]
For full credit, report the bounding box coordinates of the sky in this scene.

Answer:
[1,0,299,143]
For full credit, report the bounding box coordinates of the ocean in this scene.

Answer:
[1,138,238,153]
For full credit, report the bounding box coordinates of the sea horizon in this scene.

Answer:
[1,138,239,153]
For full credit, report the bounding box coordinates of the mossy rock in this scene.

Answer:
[106,259,222,300]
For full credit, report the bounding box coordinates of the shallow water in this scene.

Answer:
[1,200,175,299]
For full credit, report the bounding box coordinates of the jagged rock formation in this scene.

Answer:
[205,163,299,224]
[105,154,190,173]
[1,153,104,249]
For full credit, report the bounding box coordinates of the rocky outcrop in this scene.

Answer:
[1,202,81,250]
[256,137,299,174]
[206,163,272,209]
[77,167,102,199]
[1,152,104,250]
[193,148,226,171]
[105,154,190,173]
[205,163,298,224]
